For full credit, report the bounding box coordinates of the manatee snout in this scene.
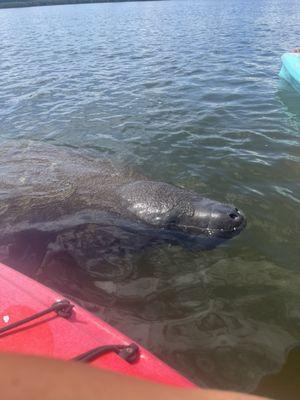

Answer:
[119,181,246,241]
[190,200,246,238]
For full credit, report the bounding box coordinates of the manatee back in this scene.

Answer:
[0,140,143,230]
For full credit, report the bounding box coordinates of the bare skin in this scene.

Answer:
[0,353,271,400]
[292,48,300,54]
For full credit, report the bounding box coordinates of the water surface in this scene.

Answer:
[0,1,300,398]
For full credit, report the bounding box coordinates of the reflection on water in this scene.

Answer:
[0,0,300,399]
[278,80,300,128]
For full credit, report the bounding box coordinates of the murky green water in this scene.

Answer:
[0,1,300,398]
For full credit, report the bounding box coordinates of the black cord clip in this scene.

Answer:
[118,343,139,363]
[52,299,74,319]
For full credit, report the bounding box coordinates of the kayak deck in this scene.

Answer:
[0,262,194,388]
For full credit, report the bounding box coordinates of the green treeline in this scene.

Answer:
[0,0,154,9]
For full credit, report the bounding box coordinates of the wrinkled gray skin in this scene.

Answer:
[0,141,246,275]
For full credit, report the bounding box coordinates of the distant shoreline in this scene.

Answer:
[0,0,158,9]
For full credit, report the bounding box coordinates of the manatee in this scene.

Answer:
[0,141,246,275]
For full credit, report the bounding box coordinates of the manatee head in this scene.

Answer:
[118,181,246,246]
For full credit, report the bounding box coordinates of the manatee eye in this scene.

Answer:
[167,217,178,225]
[166,214,180,227]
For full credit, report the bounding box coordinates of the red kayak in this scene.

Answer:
[0,262,194,388]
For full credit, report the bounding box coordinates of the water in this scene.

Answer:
[0,0,300,398]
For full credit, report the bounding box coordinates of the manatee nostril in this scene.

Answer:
[229,212,240,220]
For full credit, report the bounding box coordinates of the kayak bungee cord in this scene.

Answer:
[0,299,140,364]
[0,299,74,335]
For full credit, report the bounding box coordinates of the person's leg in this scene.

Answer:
[0,353,272,400]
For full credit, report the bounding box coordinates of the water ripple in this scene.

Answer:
[0,0,300,397]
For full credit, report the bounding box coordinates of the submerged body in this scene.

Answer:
[0,141,246,275]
